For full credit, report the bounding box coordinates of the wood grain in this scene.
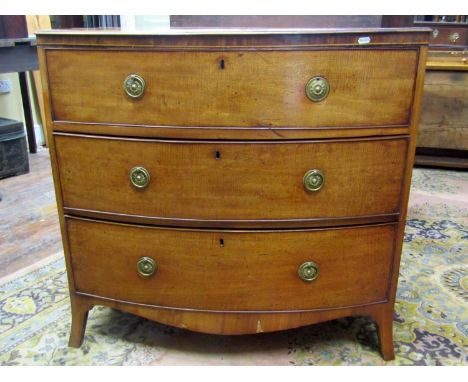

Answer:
[54,134,408,225]
[62,209,400,229]
[51,120,410,140]
[414,153,468,169]
[428,26,467,47]
[37,48,78,293]
[67,217,396,311]
[67,290,395,360]
[36,29,431,360]
[418,70,468,150]
[46,49,417,128]
[36,28,431,48]
[386,46,428,309]
[426,50,468,71]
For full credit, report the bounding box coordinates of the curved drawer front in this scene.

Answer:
[67,217,396,311]
[46,49,417,128]
[55,134,408,224]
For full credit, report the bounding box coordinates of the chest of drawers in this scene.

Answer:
[37,28,429,361]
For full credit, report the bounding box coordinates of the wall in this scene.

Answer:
[0,73,25,122]
[0,72,43,145]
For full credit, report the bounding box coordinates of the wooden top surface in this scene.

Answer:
[426,50,468,71]
[36,27,431,48]
[36,27,431,36]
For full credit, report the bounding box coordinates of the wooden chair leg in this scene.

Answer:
[68,294,92,348]
[371,305,395,361]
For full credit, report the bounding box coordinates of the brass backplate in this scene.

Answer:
[298,261,319,282]
[137,257,157,277]
[303,169,324,192]
[130,166,150,188]
[124,74,146,98]
[306,76,330,102]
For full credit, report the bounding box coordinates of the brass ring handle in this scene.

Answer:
[303,169,324,192]
[449,32,460,43]
[306,76,329,102]
[130,166,150,188]
[124,74,146,98]
[137,257,157,278]
[298,261,319,282]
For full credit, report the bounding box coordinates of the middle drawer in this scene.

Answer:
[55,134,408,227]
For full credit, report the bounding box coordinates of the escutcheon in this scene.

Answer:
[305,76,330,102]
[298,261,319,282]
[303,169,324,192]
[130,166,150,188]
[137,257,157,278]
[124,74,146,98]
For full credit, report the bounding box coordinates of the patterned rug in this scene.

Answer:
[0,168,467,365]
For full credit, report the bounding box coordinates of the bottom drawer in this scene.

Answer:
[67,217,396,312]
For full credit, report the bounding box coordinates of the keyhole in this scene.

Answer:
[215,151,221,160]
[219,238,224,247]
[219,59,225,69]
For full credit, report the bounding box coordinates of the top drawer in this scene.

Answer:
[46,49,417,128]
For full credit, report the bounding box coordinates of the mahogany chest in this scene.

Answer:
[36,28,430,360]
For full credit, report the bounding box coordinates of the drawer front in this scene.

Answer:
[418,71,468,150]
[68,218,395,311]
[47,49,417,128]
[55,134,408,223]
[429,26,466,47]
